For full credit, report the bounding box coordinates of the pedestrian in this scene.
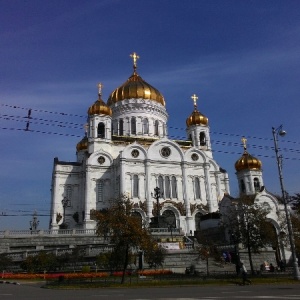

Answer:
[241,263,251,285]
[226,252,232,263]
[222,252,227,264]
[279,260,286,272]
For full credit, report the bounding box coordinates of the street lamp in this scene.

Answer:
[151,187,162,228]
[272,125,300,280]
[29,210,39,232]
[61,196,70,225]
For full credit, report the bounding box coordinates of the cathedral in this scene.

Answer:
[49,53,285,254]
[50,52,231,233]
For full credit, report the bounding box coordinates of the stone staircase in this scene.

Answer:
[162,250,236,275]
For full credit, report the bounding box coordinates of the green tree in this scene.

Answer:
[222,195,277,274]
[95,197,162,283]
[21,252,58,273]
[144,243,166,269]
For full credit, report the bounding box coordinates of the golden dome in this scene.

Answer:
[76,136,88,152]
[235,151,262,171]
[88,97,112,116]
[186,108,209,127]
[107,72,165,106]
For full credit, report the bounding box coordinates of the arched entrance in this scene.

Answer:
[161,209,176,229]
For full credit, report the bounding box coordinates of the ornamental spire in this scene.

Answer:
[97,82,103,98]
[241,136,247,151]
[130,52,139,73]
[191,93,198,110]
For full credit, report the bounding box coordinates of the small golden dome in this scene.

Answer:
[235,151,262,171]
[76,136,88,152]
[88,83,112,116]
[88,97,112,116]
[107,72,165,106]
[186,108,209,127]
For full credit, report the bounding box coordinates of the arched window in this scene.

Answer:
[131,117,136,135]
[195,177,201,199]
[133,175,139,198]
[240,179,246,193]
[200,132,206,146]
[165,176,171,198]
[158,176,164,196]
[254,178,260,191]
[143,118,149,134]
[97,122,105,138]
[171,176,177,198]
[97,181,104,202]
[119,119,124,136]
[154,120,159,136]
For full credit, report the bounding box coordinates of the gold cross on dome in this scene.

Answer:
[191,94,198,108]
[241,137,247,151]
[130,52,140,68]
[97,82,103,96]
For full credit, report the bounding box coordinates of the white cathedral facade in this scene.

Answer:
[49,53,285,257]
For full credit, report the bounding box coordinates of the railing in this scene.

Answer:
[0,229,97,238]
[149,228,181,234]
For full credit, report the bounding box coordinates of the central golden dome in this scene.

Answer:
[107,72,165,106]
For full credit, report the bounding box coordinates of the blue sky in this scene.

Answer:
[0,0,299,230]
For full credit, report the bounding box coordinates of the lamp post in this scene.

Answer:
[152,187,162,228]
[272,125,300,280]
[29,210,39,232]
[61,196,70,225]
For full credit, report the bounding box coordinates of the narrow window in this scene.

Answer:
[254,178,260,191]
[171,176,177,198]
[97,122,105,138]
[195,177,201,199]
[143,118,149,134]
[119,119,124,136]
[131,117,136,135]
[154,120,159,136]
[240,179,246,193]
[97,181,104,202]
[165,176,171,198]
[66,186,72,205]
[158,175,164,196]
[133,175,139,198]
[200,132,206,146]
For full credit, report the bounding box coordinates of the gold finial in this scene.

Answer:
[130,52,140,72]
[97,82,103,98]
[191,94,198,109]
[241,137,247,151]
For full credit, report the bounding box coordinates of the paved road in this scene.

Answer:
[1,282,300,299]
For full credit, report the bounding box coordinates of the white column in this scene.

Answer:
[181,161,192,233]
[50,174,60,230]
[119,153,126,196]
[84,167,94,229]
[145,159,153,219]
[204,163,213,212]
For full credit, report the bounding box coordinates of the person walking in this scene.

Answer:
[241,263,252,285]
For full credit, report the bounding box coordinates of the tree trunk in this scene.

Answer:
[247,243,255,274]
[121,244,129,284]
